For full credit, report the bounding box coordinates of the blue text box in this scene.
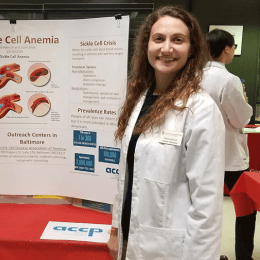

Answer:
[75,153,95,172]
[99,146,120,165]
[73,130,97,148]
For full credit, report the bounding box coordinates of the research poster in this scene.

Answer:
[0,16,129,204]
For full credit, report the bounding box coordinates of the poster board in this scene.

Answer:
[0,16,129,204]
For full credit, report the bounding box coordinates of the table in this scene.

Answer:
[0,204,113,260]
[224,132,260,195]
[230,171,260,217]
[247,132,260,171]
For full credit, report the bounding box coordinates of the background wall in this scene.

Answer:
[0,0,188,9]
[192,0,260,123]
[0,0,259,122]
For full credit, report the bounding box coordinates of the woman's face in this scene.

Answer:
[225,45,235,64]
[147,16,191,81]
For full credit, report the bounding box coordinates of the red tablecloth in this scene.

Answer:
[0,204,113,260]
[224,132,260,196]
[247,132,260,171]
[230,171,260,217]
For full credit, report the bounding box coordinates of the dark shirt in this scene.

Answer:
[121,89,158,241]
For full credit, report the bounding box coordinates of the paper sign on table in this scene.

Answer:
[40,221,111,243]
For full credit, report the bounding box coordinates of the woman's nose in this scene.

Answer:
[161,40,173,52]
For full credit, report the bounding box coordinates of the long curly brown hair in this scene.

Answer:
[115,5,210,141]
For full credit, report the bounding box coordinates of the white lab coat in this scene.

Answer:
[112,89,225,260]
[201,61,253,171]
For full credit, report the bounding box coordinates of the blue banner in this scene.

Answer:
[99,146,120,164]
[73,130,97,148]
[75,153,95,172]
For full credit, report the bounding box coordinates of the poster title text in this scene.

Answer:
[0,36,59,44]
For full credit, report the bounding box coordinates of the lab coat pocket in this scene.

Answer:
[139,224,185,260]
[139,178,169,226]
[146,142,182,183]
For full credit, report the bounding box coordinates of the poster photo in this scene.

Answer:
[209,25,243,56]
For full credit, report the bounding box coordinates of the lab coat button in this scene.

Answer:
[130,228,134,234]
[134,154,139,160]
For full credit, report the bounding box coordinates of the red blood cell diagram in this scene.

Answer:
[0,93,22,119]
[0,63,22,89]
[28,63,50,87]
[30,68,49,82]
[28,93,51,117]
[31,96,49,113]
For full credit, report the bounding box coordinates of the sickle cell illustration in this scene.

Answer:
[28,93,51,117]
[31,96,49,113]
[0,93,22,119]
[28,63,50,87]
[30,68,49,82]
[0,63,22,89]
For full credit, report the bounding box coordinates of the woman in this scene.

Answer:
[108,5,225,260]
[201,29,254,260]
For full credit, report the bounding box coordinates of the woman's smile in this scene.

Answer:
[157,56,176,62]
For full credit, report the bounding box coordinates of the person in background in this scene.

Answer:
[107,6,225,260]
[200,28,255,260]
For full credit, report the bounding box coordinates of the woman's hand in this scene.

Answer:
[107,228,119,260]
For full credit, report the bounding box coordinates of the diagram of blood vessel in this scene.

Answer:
[0,63,22,89]
[30,68,49,82]
[0,93,22,119]
[31,97,49,113]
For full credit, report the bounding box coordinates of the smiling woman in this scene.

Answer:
[147,16,191,94]
[107,5,226,260]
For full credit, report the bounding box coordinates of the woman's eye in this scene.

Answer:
[174,38,183,43]
[153,36,163,42]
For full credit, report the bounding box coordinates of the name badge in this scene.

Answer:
[159,130,183,146]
